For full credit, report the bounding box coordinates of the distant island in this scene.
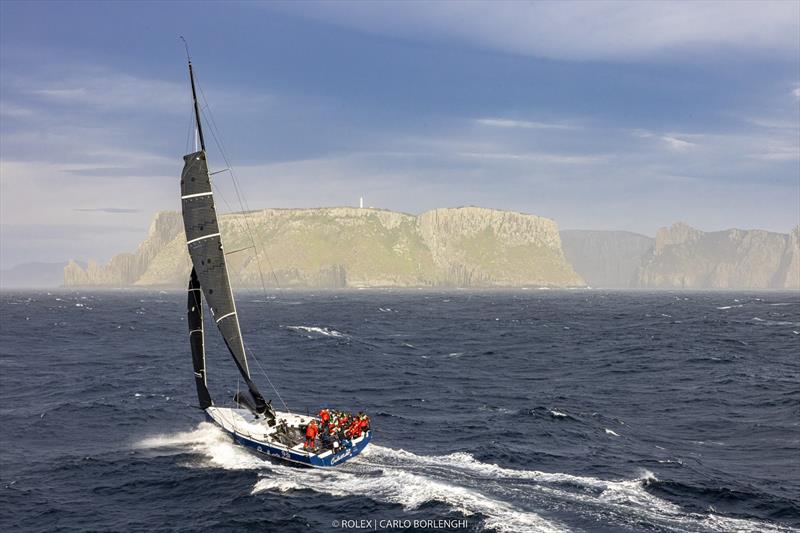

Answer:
[56,206,799,290]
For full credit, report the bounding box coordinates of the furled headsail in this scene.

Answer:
[187,268,212,409]
[180,58,269,415]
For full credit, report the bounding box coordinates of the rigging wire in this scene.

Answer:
[246,341,290,412]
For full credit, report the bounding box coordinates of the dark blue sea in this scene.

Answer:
[1,290,798,532]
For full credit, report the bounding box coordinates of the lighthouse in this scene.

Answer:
[359,197,364,209]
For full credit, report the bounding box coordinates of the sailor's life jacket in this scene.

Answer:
[347,420,362,438]
[305,421,318,439]
[319,409,330,424]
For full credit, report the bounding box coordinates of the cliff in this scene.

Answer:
[64,212,183,286]
[560,230,654,288]
[636,223,800,289]
[64,207,584,288]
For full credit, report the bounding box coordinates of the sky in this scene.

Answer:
[0,0,798,269]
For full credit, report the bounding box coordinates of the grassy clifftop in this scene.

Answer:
[65,206,584,288]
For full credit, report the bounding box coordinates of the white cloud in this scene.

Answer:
[269,1,800,61]
[633,130,700,151]
[456,151,603,165]
[475,118,577,130]
[661,136,698,152]
[793,87,800,99]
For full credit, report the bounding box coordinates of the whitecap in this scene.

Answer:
[605,428,620,437]
[285,325,346,338]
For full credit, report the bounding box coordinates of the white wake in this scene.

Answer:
[137,423,791,533]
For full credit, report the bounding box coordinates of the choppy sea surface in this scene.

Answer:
[0,289,798,533]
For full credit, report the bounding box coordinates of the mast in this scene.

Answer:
[181,36,206,152]
[188,60,206,152]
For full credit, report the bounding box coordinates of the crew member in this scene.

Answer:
[304,419,318,451]
[347,418,362,439]
[318,408,331,428]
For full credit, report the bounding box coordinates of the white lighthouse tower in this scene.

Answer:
[359,196,364,209]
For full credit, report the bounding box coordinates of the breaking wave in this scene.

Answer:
[285,325,347,338]
[138,423,791,532]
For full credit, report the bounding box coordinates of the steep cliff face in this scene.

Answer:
[417,207,581,286]
[64,212,184,287]
[776,226,800,289]
[560,230,654,288]
[65,207,583,288]
[636,223,800,289]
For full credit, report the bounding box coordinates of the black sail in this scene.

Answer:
[181,149,268,413]
[187,268,213,409]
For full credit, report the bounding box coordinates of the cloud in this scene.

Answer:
[268,1,800,61]
[0,102,35,118]
[793,87,800,100]
[0,158,176,229]
[635,130,700,152]
[660,136,698,152]
[29,74,189,114]
[750,142,800,161]
[73,207,142,214]
[456,151,603,165]
[475,118,577,130]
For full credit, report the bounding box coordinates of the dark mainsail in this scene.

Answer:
[187,268,212,409]
[181,59,268,415]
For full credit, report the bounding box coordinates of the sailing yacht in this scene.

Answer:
[179,55,371,467]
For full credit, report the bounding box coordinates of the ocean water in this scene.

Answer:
[0,289,798,532]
